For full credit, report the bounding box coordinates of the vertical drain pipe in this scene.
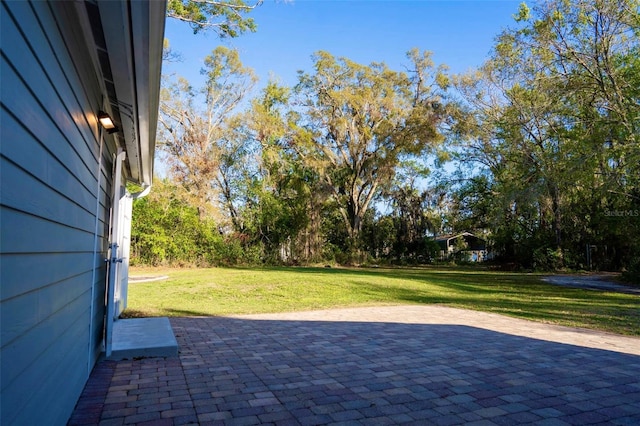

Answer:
[105,148,126,359]
[89,125,105,374]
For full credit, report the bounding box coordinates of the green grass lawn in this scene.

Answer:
[124,266,640,336]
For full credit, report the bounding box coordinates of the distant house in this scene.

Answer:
[1,1,165,424]
[435,232,489,262]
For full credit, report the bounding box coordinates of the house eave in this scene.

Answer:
[97,0,166,186]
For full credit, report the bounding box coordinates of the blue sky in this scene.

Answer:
[163,0,523,91]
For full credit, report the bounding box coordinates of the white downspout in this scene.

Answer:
[89,126,105,373]
[131,183,152,199]
[105,148,126,359]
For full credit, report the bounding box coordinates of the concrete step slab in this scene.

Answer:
[109,317,178,360]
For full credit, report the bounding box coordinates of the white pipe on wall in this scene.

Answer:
[104,148,126,359]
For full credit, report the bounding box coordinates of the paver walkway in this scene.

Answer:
[542,274,640,295]
[69,305,640,425]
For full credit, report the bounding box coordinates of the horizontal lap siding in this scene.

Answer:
[1,1,114,425]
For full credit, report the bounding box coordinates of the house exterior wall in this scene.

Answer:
[436,233,489,262]
[1,1,117,424]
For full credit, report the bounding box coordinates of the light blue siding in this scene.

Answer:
[1,111,99,214]
[0,208,97,254]
[1,159,98,233]
[1,271,94,350]
[1,295,91,425]
[1,1,114,425]
[1,35,100,192]
[1,252,97,301]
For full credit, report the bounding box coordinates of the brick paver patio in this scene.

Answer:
[69,306,640,425]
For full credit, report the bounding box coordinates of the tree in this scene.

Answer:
[243,80,327,263]
[130,178,223,265]
[294,50,448,254]
[361,213,395,261]
[167,0,263,37]
[452,0,640,269]
[157,46,257,225]
[381,161,441,261]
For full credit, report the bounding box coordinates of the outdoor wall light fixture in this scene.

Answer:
[98,111,119,134]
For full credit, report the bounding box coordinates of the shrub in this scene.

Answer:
[532,247,564,271]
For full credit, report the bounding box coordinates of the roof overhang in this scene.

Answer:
[87,0,166,186]
[435,232,482,243]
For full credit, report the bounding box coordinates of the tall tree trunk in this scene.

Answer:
[549,182,562,252]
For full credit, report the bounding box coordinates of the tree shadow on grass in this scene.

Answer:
[122,307,227,318]
[130,266,640,335]
[347,281,640,336]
